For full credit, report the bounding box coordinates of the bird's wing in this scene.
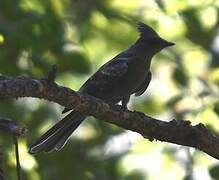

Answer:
[63,58,129,113]
[78,57,131,98]
[134,71,152,96]
[100,58,128,77]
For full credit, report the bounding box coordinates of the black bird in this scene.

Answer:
[29,22,174,154]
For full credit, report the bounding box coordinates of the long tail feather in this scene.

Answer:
[29,111,85,154]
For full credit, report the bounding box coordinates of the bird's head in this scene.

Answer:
[137,22,174,54]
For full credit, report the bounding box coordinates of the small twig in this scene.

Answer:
[0,118,27,136]
[13,135,21,180]
[0,146,6,180]
[185,148,194,180]
[46,64,57,83]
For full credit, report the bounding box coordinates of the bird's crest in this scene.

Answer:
[137,22,159,38]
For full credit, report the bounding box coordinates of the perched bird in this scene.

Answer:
[29,22,174,154]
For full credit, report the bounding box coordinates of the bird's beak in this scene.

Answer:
[166,41,175,46]
[163,39,175,47]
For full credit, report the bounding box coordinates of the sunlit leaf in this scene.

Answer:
[0,34,4,44]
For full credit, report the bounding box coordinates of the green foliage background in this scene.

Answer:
[0,0,219,179]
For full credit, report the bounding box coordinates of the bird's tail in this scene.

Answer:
[29,111,85,154]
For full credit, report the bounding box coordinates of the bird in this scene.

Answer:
[29,22,174,154]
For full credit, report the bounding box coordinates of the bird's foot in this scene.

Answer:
[112,104,128,111]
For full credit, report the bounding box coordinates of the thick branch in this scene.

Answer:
[0,75,219,159]
[0,118,27,136]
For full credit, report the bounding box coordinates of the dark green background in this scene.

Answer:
[0,0,218,179]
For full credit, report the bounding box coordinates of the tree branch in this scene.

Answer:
[0,146,6,180]
[0,75,219,159]
[0,118,27,136]
[0,117,26,180]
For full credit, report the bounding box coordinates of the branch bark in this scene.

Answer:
[0,146,6,180]
[0,75,219,159]
[0,118,27,136]
[0,117,26,180]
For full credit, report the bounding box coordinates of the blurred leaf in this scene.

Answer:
[166,94,184,107]
[58,50,91,74]
[214,102,219,116]
[125,170,146,180]
[134,97,164,115]
[183,175,193,180]
[172,67,188,87]
[155,0,166,13]
[0,34,4,44]
[181,8,215,48]
[197,90,211,98]
[209,164,219,179]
